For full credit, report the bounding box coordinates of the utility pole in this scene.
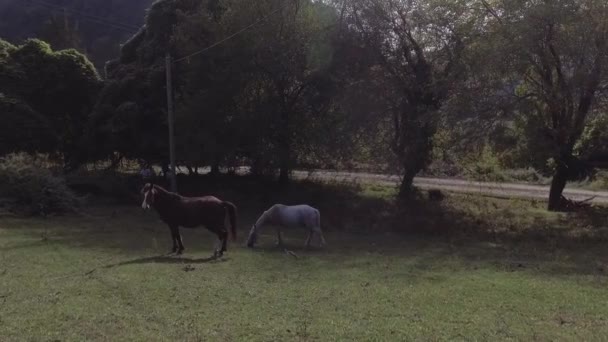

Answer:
[165,53,178,192]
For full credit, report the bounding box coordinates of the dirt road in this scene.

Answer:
[291,170,608,204]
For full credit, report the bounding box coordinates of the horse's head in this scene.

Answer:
[141,183,157,210]
[246,224,258,248]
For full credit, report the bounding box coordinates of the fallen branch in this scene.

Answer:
[580,196,597,204]
[557,195,593,212]
[283,248,299,259]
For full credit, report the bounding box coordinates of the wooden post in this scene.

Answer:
[165,53,178,192]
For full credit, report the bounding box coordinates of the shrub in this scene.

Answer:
[586,170,608,191]
[460,145,507,182]
[0,153,82,215]
[502,168,549,184]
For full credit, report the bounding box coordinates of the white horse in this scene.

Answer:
[246,204,326,248]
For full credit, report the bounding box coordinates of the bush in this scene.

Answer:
[501,168,549,184]
[0,153,82,215]
[586,170,608,191]
[460,145,507,182]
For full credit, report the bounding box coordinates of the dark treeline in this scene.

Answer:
[1,0,608,211]
[0,0,154,69]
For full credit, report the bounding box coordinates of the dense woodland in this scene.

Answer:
[1,0,608,211]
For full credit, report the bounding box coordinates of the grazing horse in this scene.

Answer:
[140,183,237,257]
[246,204,325,248]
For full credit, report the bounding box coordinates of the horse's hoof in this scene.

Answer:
[176,249,184,255]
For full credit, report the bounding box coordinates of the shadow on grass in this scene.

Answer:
[103,254,229,268]
[5,173,608,278]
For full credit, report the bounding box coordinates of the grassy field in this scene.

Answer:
[2,178,608,341]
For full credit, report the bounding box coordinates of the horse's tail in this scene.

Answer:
[222,201,237,241]
[315,209,321,230]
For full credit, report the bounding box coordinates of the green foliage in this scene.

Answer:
[0,153,82,215]
[337,0,478,195]
[0,94,57,155]
[483,0,608,209]
[576,114,608,158]
[0,38,102,167]
[91,0,353,179]
[459,144,508,182]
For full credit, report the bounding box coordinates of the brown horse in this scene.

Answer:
[140,183,237,257]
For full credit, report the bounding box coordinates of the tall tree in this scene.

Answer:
[482,0,608,210]
[341,0,473,197]
[240,0,341,184]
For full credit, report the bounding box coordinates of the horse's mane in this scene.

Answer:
[151,184,181,201]
[255,205,281,227]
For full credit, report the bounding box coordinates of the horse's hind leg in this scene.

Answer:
[210,228,227,257]
[314,227,326,247]
[169,226,179,254]
[304,229,312,248]
[219,230,228,254]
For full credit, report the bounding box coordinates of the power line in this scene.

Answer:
[26,0,141,34]
[29,0,141,30]
[174,2,289,63]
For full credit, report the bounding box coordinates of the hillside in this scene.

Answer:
[0,0,154,70]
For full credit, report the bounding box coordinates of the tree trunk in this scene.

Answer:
[278,109,290,186]
[548,162,568,211]
[210,156,220,176]
[279,164,290,185]
[279,143,290,185]
[398,168,417,199]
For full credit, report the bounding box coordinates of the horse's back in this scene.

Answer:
[173,195,225,227]
[273,204,318,227]
[193,195,223,204]
[274,204,316,211]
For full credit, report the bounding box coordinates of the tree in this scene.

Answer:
[0,38,102,166]
[340,0,473,197]
[0,94,57,156]
[238,0,342,184]
[482,0,608,210]
[91,0,351,183]
[88,0,225,166]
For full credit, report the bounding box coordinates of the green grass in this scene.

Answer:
[2,182,608,341]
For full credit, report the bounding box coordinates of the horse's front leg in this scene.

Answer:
[173,226,185,255]
[275,226,285,247]
[168,225,179,254]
